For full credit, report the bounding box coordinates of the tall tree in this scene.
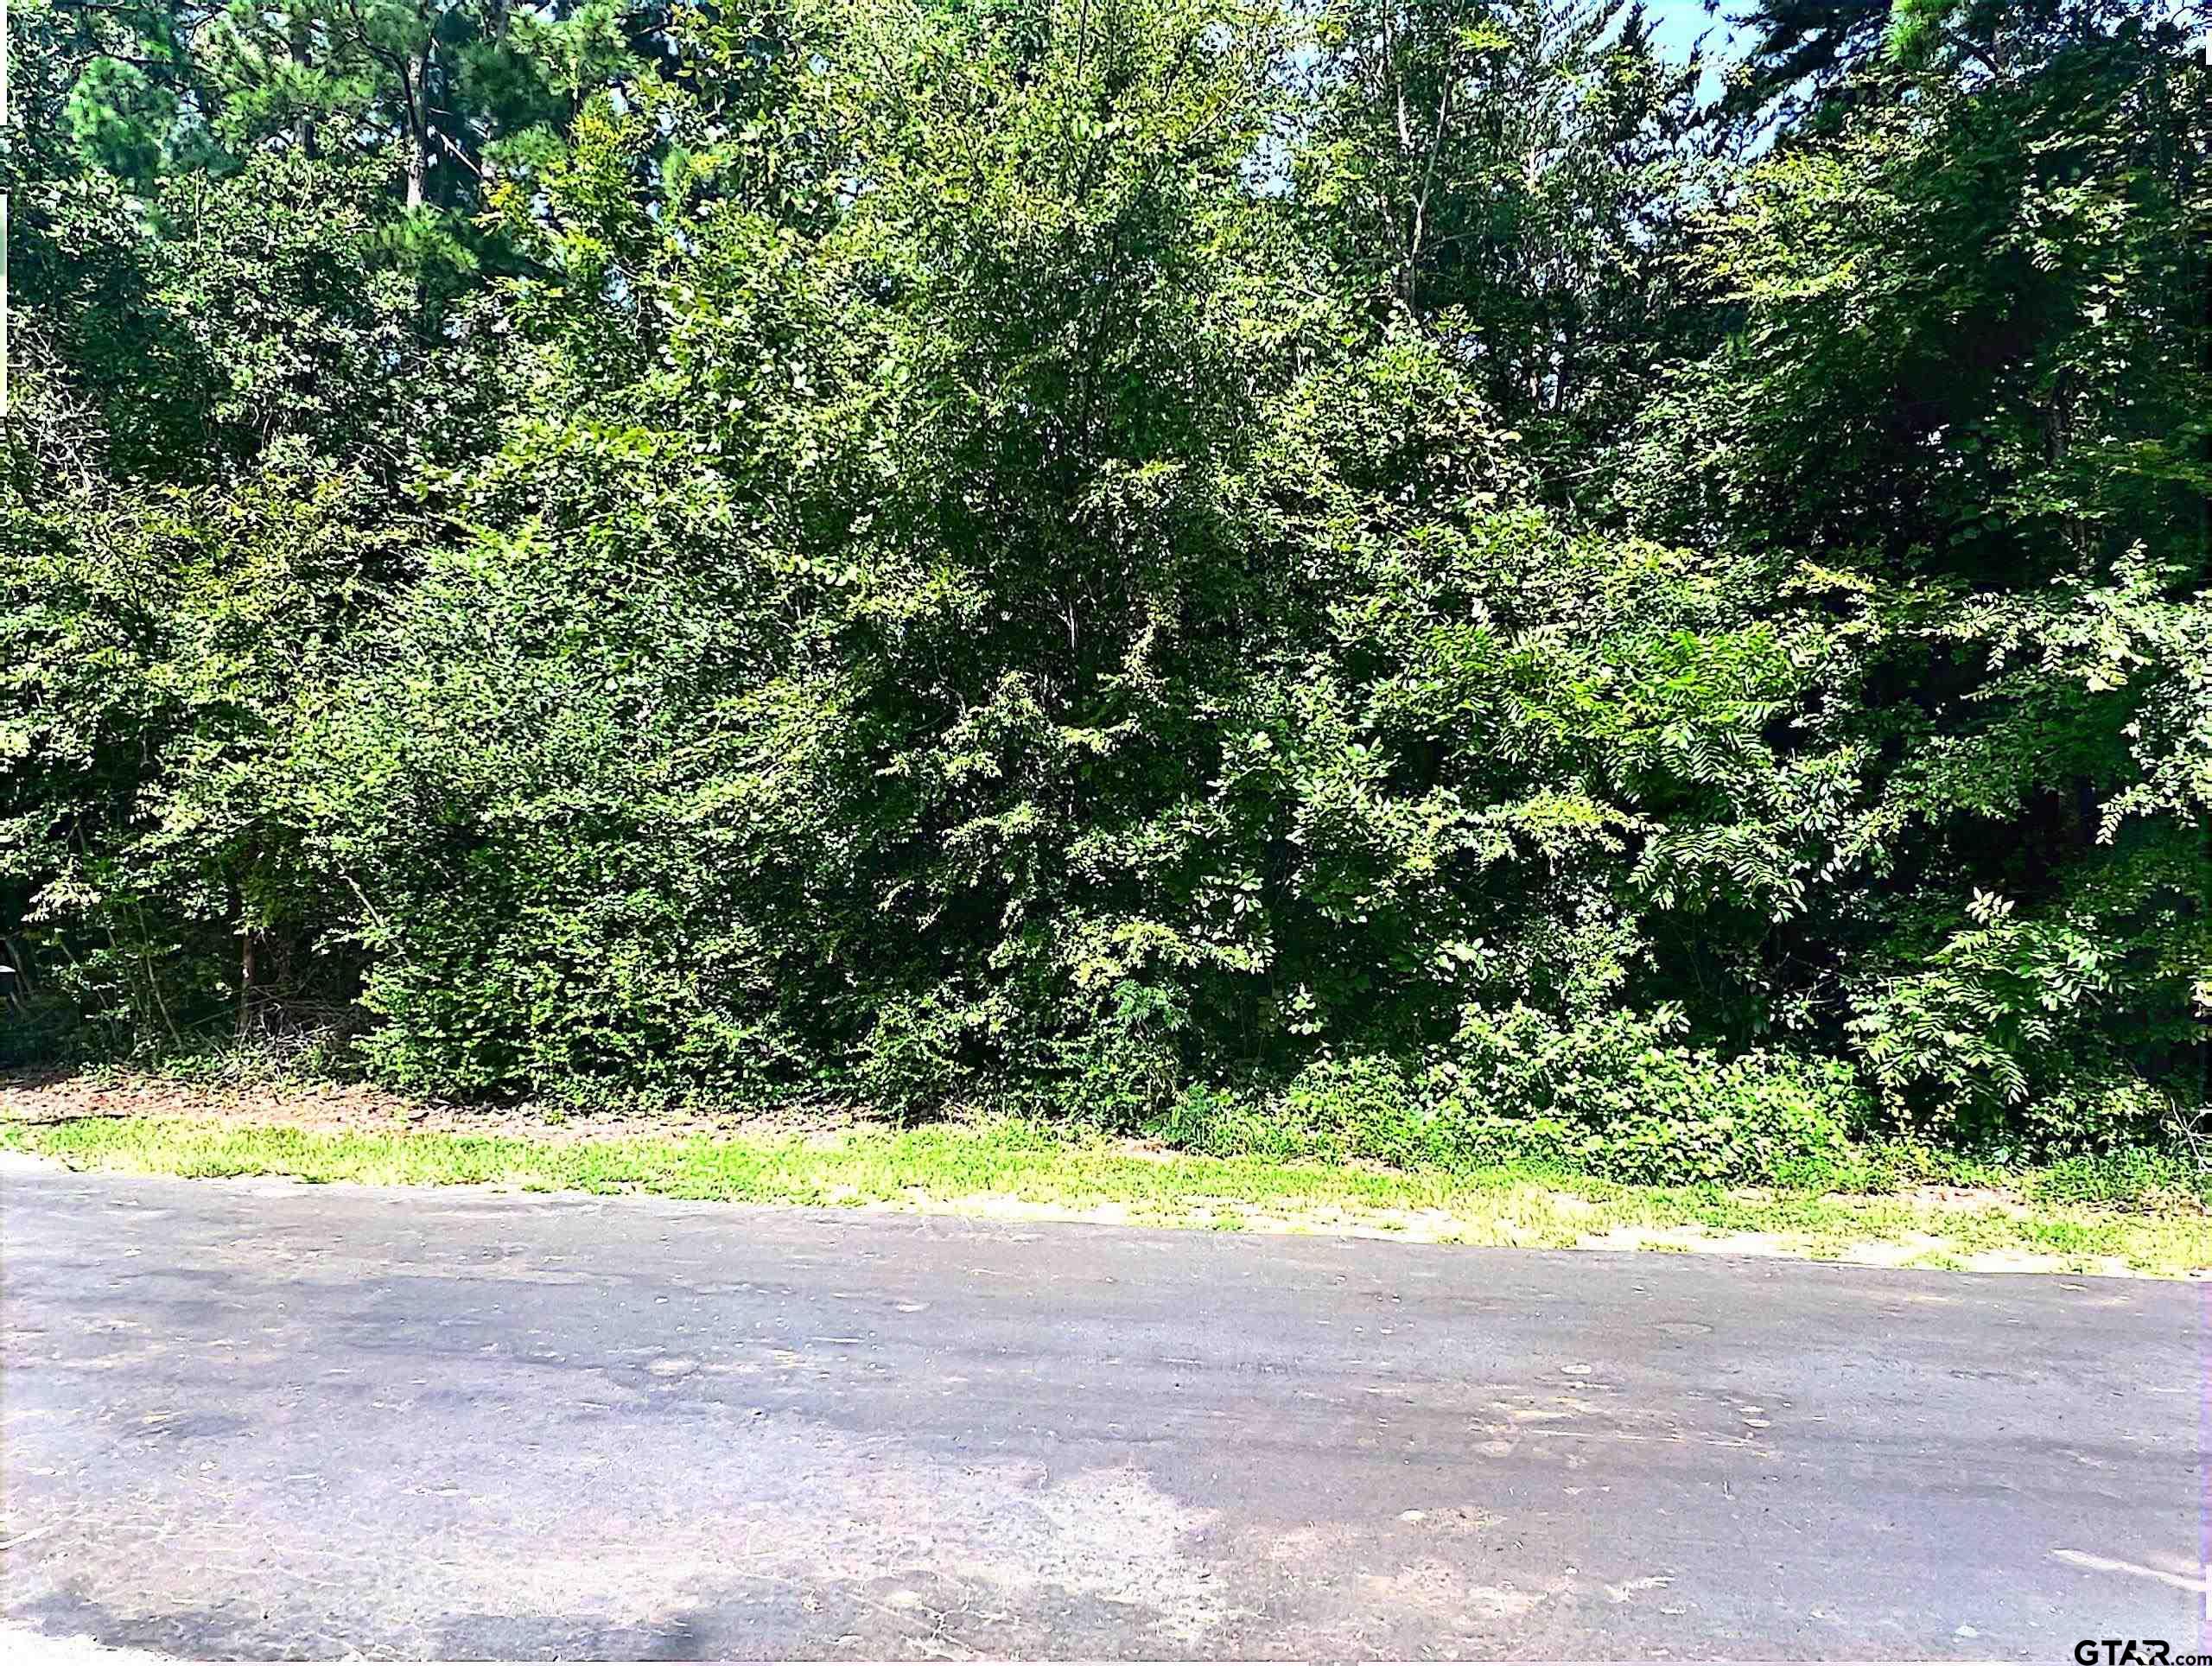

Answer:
[1291,0,1738,486]
[1630,0,2212,1136]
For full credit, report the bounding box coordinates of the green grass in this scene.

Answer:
[6,1114,2209,1277]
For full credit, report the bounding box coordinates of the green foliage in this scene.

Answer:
[6,0,2206,1177]
[1426,1006,1865,1184]
[1142,1016,1863,1186]
[1293,0,1739,483]
[2022,1147,2209,1210]
[1626,0,2211,1149]
[3,441,415,1053]
[1280,1055,1429,1166]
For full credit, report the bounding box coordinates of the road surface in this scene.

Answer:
[3,1158,2205,1660]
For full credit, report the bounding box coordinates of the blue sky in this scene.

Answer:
[1643,0,1745,65]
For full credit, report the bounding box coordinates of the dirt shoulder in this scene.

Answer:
[0,1070,871,1144]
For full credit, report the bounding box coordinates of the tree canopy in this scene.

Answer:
[5,0,2208,1174]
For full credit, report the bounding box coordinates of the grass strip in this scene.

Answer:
[6,1115,2209,1277]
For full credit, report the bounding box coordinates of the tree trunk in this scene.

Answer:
[292,7,319,157]
[404,41,432,210]
[238,932,257,1040]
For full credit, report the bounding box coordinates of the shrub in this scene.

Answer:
[1049,981,1189,1129]
[0,987,91,1071]
[1139,1021,1864,1190]
[1427,1005,1865,1186]
[1146,1083,1306,1160]
[2023,1150,2210,1211]
[852,989,1000,1122]
[1280,1055,1432,1166]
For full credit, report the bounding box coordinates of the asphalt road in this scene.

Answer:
[3,1158,2205,1662]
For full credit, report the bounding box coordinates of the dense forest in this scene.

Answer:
[5,0,2209,1180]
